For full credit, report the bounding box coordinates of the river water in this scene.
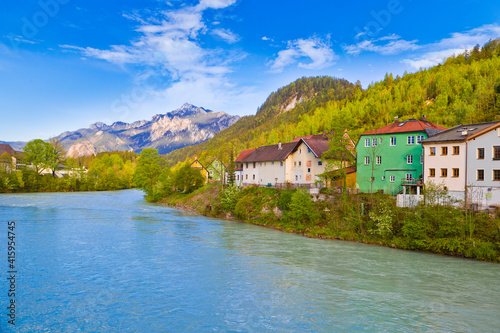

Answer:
[0,190,499,332]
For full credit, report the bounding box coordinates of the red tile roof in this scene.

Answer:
[292,134,326,141]
[0,144,15,156]
[235,149,256,162]
[361,119,447,136]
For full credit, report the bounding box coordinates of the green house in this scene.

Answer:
[356,117,446,194]
[206,158,227,183]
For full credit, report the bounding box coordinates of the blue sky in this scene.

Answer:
[1,0,499,141]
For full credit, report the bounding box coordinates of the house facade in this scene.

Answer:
[421,121,500,208]
[206,158,226,183]
[240,136,329,187]
[234,149,255,186]
[190,158,208,184]
[356,117,446,194]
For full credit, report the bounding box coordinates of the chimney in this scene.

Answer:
[278,141,282,150]
[394,116,399,123]
[462,128,468,136]
[421,115,427,122]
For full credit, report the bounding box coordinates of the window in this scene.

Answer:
[382,176,386,181]
[214,163,218,168]
[307,168,311,173]
[452,168,459,178]
[478,148,485,159]
[298,161,302,166]
[245,174,248,180]
[406,173,413,181]
[372,138,378,147]
[280,161,283,167]
[317,161,322,166]
[307,148,311,153]
[236,175,239,181]
[245,163,248,168]
[364,156,370,165]
[407,155,413,164]
[271,161,274,165]
[416,135,424,143]
[494,170,500,181]
[294,162,297,167]
[390,137,396,146]
[299,149,302,154]
[253,162,256,168]
[376,156,382,165]
[429,168,435,177]
[477,169,484,181]
[420,154,423,164]
[365,138,370,147]
[407,136,415,145]
[253,174,255,180]
[390,175,395,182]
[441,147,448,155]
[494,146,500,160]
[441,168,447,177]
[453,146,460,155]
[430,147,436,156]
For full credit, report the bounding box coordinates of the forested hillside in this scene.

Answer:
[167,39,500,166]
[165,76,356,164]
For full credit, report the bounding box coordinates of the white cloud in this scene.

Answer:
[268,37,337,73]
[60,0,251,115]
[402,24,500,69]
[211,28,239,43]
[344,34,420,56]
[262,36,273,42]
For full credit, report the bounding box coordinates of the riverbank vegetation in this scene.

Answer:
[161,184,500,262]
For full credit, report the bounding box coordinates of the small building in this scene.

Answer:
[190,158,208,184]
[0,144,18,173]
[234,149,255,186]
[240,136,330,187]
[356,117,446,195]
[421,121,500,209]
[206,157,227,184]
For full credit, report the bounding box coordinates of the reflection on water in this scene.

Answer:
[1,190,499,332]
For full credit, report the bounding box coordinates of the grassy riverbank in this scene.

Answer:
[161,185,500,263]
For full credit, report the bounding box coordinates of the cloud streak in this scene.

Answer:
[60,0,246,115]
[402,24,500,69]
[268,36,337,73]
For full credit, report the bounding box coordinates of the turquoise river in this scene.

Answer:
[0,190,499,332]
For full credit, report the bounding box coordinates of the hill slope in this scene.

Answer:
[166,39,500,166]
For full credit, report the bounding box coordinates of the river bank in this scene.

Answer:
[160,184,500,263]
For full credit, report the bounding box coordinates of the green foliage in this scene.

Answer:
[288,188,318,224]
[368,200,395,238]
[23,139,57,174]
[220,184,241,212]
[277,189,293,211]
[174,163,205,193]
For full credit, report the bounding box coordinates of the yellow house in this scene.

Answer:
[190,158,209,184]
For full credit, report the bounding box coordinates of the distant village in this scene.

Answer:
[2,117,500,210]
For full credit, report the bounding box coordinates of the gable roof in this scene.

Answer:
[361,118,447,136]
[301,138,329,158]
[207,157,226,169]
[420,121,500,144]
[0,144,15,157]
[241,141,301,163]
[235,149,256,162]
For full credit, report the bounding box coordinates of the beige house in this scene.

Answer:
[421,121,500,208]
[240,135,329,187]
